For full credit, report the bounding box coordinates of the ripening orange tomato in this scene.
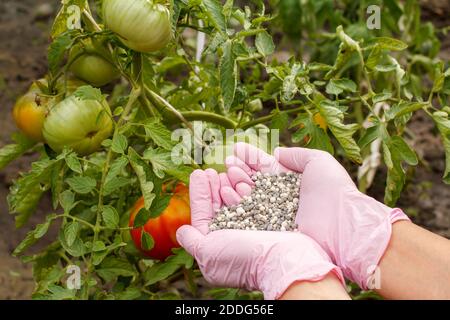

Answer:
[129,183,191,260]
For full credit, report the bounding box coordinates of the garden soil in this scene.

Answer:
[0,0,449,299]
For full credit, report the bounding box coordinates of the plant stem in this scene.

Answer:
[81,88,141,299]
[240,106,307,129]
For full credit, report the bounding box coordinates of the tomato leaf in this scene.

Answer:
[255,31,275,56]
[96,257,137,283]
[316,99,362,163]
[129,148,155,209]
[133,208,151,228]
[65,153,82,174]
[220,40,237,111]
[141,231,154,251]
[385,101,429,120]
[150,195,171,219]
[66,176,97,194]
[111,133,128,154]
[8,158,59,228]
[144,249,194,286]
[48,32,74,75]
[13,214,57,256]
[101,206,119,229]
[203,0,227,34]
[73,85,104,102]
[431,111,450,184]
[0,133,36,170]
[368,37,408,51]
[143,120,174,151]
[64,222,81,247]
[270,111,289,130]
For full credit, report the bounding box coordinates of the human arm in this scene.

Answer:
[376,220,450,299]
[223,143,450,299]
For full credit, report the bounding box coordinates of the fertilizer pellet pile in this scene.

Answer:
[209,172,302,232]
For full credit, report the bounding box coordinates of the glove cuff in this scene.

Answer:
[340,203,410,290]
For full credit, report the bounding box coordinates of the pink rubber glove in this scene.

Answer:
[223,143,410,289]
[176,169,345,300]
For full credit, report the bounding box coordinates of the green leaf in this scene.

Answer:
[383,135,418,206]
[143,148,173,179]
[220,40,237,111]
[60,190,76,213]
[73,85,103,102]
[326,79,357,95]
[282,75,297,102]
[111,133,128,154]
[51,0,87,38]
[8,158,58,227]
[96,257,137,283]
[431,111,450,183]
[103,177,130,196]
[385,101,429,120]
[291,113,334,154]
[48,32,73,75]
[271,111,289,130]
[133,208,151,228]
[105,156,129,183]
[366,45,382,70]
[144,249,194,285]
[101,206,119,229]
[66,176,97,194]
[316,99,362,163]
[372,91,392,104]
[255,31,275,56]
[389,136,418,166]
[150,195,171,219]
[203,0,227,34]
[144,120,174,150]
[13,214,57,255]
[0,133,35,170]
[165,166,193,184]
[432,63,445,93]
[141,231,154,251]
[46,284,76,300]
[64,222,80,247]
[59,231,86,257]
[369,37,408,51]
[358,125,380,150]
[129,148,155,209]
[51,161,65,210]
[65,153,82,173]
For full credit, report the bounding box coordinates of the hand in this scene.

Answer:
[176,169,345,300]
[223,143,410,289]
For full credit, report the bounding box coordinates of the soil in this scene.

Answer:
[0,0,449,300]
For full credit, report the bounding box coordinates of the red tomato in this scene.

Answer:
[129,183,191,260]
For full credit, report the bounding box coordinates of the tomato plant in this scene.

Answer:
[0,0,449,300]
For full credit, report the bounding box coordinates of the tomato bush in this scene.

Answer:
[0,0,449,300]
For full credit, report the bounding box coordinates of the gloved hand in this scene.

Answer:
[222,143,410,289]
[176,169,345,300]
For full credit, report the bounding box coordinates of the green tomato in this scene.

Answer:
[12,78,85,142]
[69,40,119,87]
[43,94,113,156]
[103,0,172,53]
